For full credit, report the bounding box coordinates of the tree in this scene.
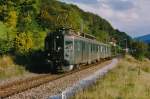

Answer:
[131,41,148,60]
[146,44,150,59]
[96,30,110,43]
[17,0,38,32]
[14,32,33,54]
[6,10,17,28]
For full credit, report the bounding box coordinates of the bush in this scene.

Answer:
[32,31,47,50]
[131,41,148,60]
[0,39,13,55]
[146,44,150,59]
[14,32,33,55]
[0,55,26,79]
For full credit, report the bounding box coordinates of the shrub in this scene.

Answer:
[32,31,47,50]
[131,41,148,60]
[146,44,150,59]
[0,39,13,55]
[0,55,26,79]
[14,32,33,55]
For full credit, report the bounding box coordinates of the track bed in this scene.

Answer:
[0,59,112,99]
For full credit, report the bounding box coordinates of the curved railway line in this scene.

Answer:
[0,59,111,98]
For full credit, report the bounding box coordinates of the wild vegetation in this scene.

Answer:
[131,41,149,60]
[0,0,148,59]
[0,0,149,78]
[0,55,26,79]
[73,55,150,99]
[0,0,131,55]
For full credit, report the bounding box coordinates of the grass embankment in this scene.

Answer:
[0,55,27,79]
[73,55,150,99]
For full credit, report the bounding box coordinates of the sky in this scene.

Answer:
[61,0,150,37]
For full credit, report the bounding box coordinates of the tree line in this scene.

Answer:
[0,0,149,60]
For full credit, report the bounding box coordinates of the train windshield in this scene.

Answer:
[45,33,64,52]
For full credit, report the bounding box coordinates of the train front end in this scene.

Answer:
[45,28,74,72]
[45,29,64,72]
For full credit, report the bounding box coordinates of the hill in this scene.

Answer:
[135,34,150,44]
[0,0,131,54]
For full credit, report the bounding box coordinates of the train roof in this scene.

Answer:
[58,28,96,40]
[50,28,110,46]
[61,28,110,46]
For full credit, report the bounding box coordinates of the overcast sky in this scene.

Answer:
[61,0,150,37]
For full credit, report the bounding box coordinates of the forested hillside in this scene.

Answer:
[136,34,150,44]
[0,0,131,54]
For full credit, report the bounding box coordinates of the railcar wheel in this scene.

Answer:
[87,61,91,65]
[96,59,99,63]
[74,64,80,70]
[49,62,56,73]
[62,65,74,72]
[46,60,56,73]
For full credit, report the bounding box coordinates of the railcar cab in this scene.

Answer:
[45,28,74,72]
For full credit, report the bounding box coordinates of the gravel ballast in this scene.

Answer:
[4,59,117,99]
[0,73,40,87]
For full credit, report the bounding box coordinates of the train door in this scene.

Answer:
[64,37,74,65]
[88,42,91,64]
[101,45,103,58]
[97,45,100,61]
[74,39,83,64]
[82,41,86,63]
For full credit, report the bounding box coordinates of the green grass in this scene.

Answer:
[73,55,150,99]
[0,55,27,79]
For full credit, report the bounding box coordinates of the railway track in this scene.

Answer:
[0,59,111,98]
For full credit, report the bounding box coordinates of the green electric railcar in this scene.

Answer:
[45,28,111,72]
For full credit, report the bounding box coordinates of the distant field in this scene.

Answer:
[73,55,150,99]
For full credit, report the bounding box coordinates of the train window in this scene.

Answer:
[65,40,73,49]
[101,46,103,52]
[96,45,98,52]
[65,41,72,45]
[77,41,81,51]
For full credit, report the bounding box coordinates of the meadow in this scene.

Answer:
[73,55,150,99]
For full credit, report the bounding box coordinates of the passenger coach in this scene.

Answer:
[45,28,111,72]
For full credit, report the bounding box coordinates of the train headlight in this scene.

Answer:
[47,60,51,63]
[56,36,59,39]
[48,53,50,56]
[58,47,61,50]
